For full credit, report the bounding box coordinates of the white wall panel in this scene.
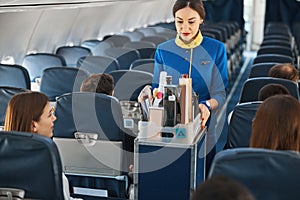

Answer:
[0,0,175,64]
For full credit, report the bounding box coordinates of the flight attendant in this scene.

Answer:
[152,0,228,172]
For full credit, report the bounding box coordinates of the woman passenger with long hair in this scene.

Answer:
[4,91,80,200]
[250,95,300,151]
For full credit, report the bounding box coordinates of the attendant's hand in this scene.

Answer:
[129,164,134,172]
[138,85,153,103]
[199,103,211,130]
[152,88,159,98]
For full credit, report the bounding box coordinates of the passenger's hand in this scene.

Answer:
[199,103,211,130]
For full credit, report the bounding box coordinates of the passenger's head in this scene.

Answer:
[268,63,299,83]
[80,73,114,96]
[4,91,56,138]
[173,0,205,43]
[258,83,290,101]
[191,175,255,200]
[250,95,300,151]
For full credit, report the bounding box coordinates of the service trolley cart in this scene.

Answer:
[134,114,207,200]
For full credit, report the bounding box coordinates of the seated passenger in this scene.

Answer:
[250,95,300,151]
[4,91,81,200]
[258,83,290,101]
[268,63,299,83]
[227,83,290,124]
[81,73,135,171]
[80,73,114,95]
[191,175,255,200]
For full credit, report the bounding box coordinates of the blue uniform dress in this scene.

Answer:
[153,31,228,155]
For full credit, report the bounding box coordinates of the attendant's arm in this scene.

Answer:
[152,48,164,90]
[210,42,228,110]
[200,43,228,128]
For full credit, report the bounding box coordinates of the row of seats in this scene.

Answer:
[21,28,164,81]
[201,21,243,84]
[0,68,153,124]
[256,22,298,66]
[227,77,299,149]
[209,22,300,200]
[23,52,154,82]
[226,22,300,146]
[77,26,174,74]
[0,57,154,98]
[20,28,164,82]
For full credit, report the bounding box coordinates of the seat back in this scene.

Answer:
[260,39,291,48]
[209,148,300,200]
[202,31,217,39]
[22,53,66,81]
[227,101,261,148]
[53,92,130,199]
[81,39,101,50]
[123,41,156,59]
[129,58,155,74]
[136,27,157,37]
[0,86,28,126]
[54,137,128,198]
[253,54,293,65]
[265,22,291,36]
[257,45,293,58]
[56,46,92,67]
[248,62,278,78]
[53,137,123,176]
[140,35,168,46]
[201,28,224,42]
[263,34,291,41]
[104,35,131,47]
[0,131,64,200]
[109,70,153,101]
[77,55,119,73]
[104,47,140,70]
[40,67,90,101]
[239,77,299,103]
[121,31,144,42]
[81,40,113,56]
[159,30,177,40]
[0,64,31,89]
[53,92,126,142]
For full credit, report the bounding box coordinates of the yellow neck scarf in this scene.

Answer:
[175,31,203,49]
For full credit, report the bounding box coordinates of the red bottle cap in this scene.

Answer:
[157,92,163,99]
[182,74,188,78]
